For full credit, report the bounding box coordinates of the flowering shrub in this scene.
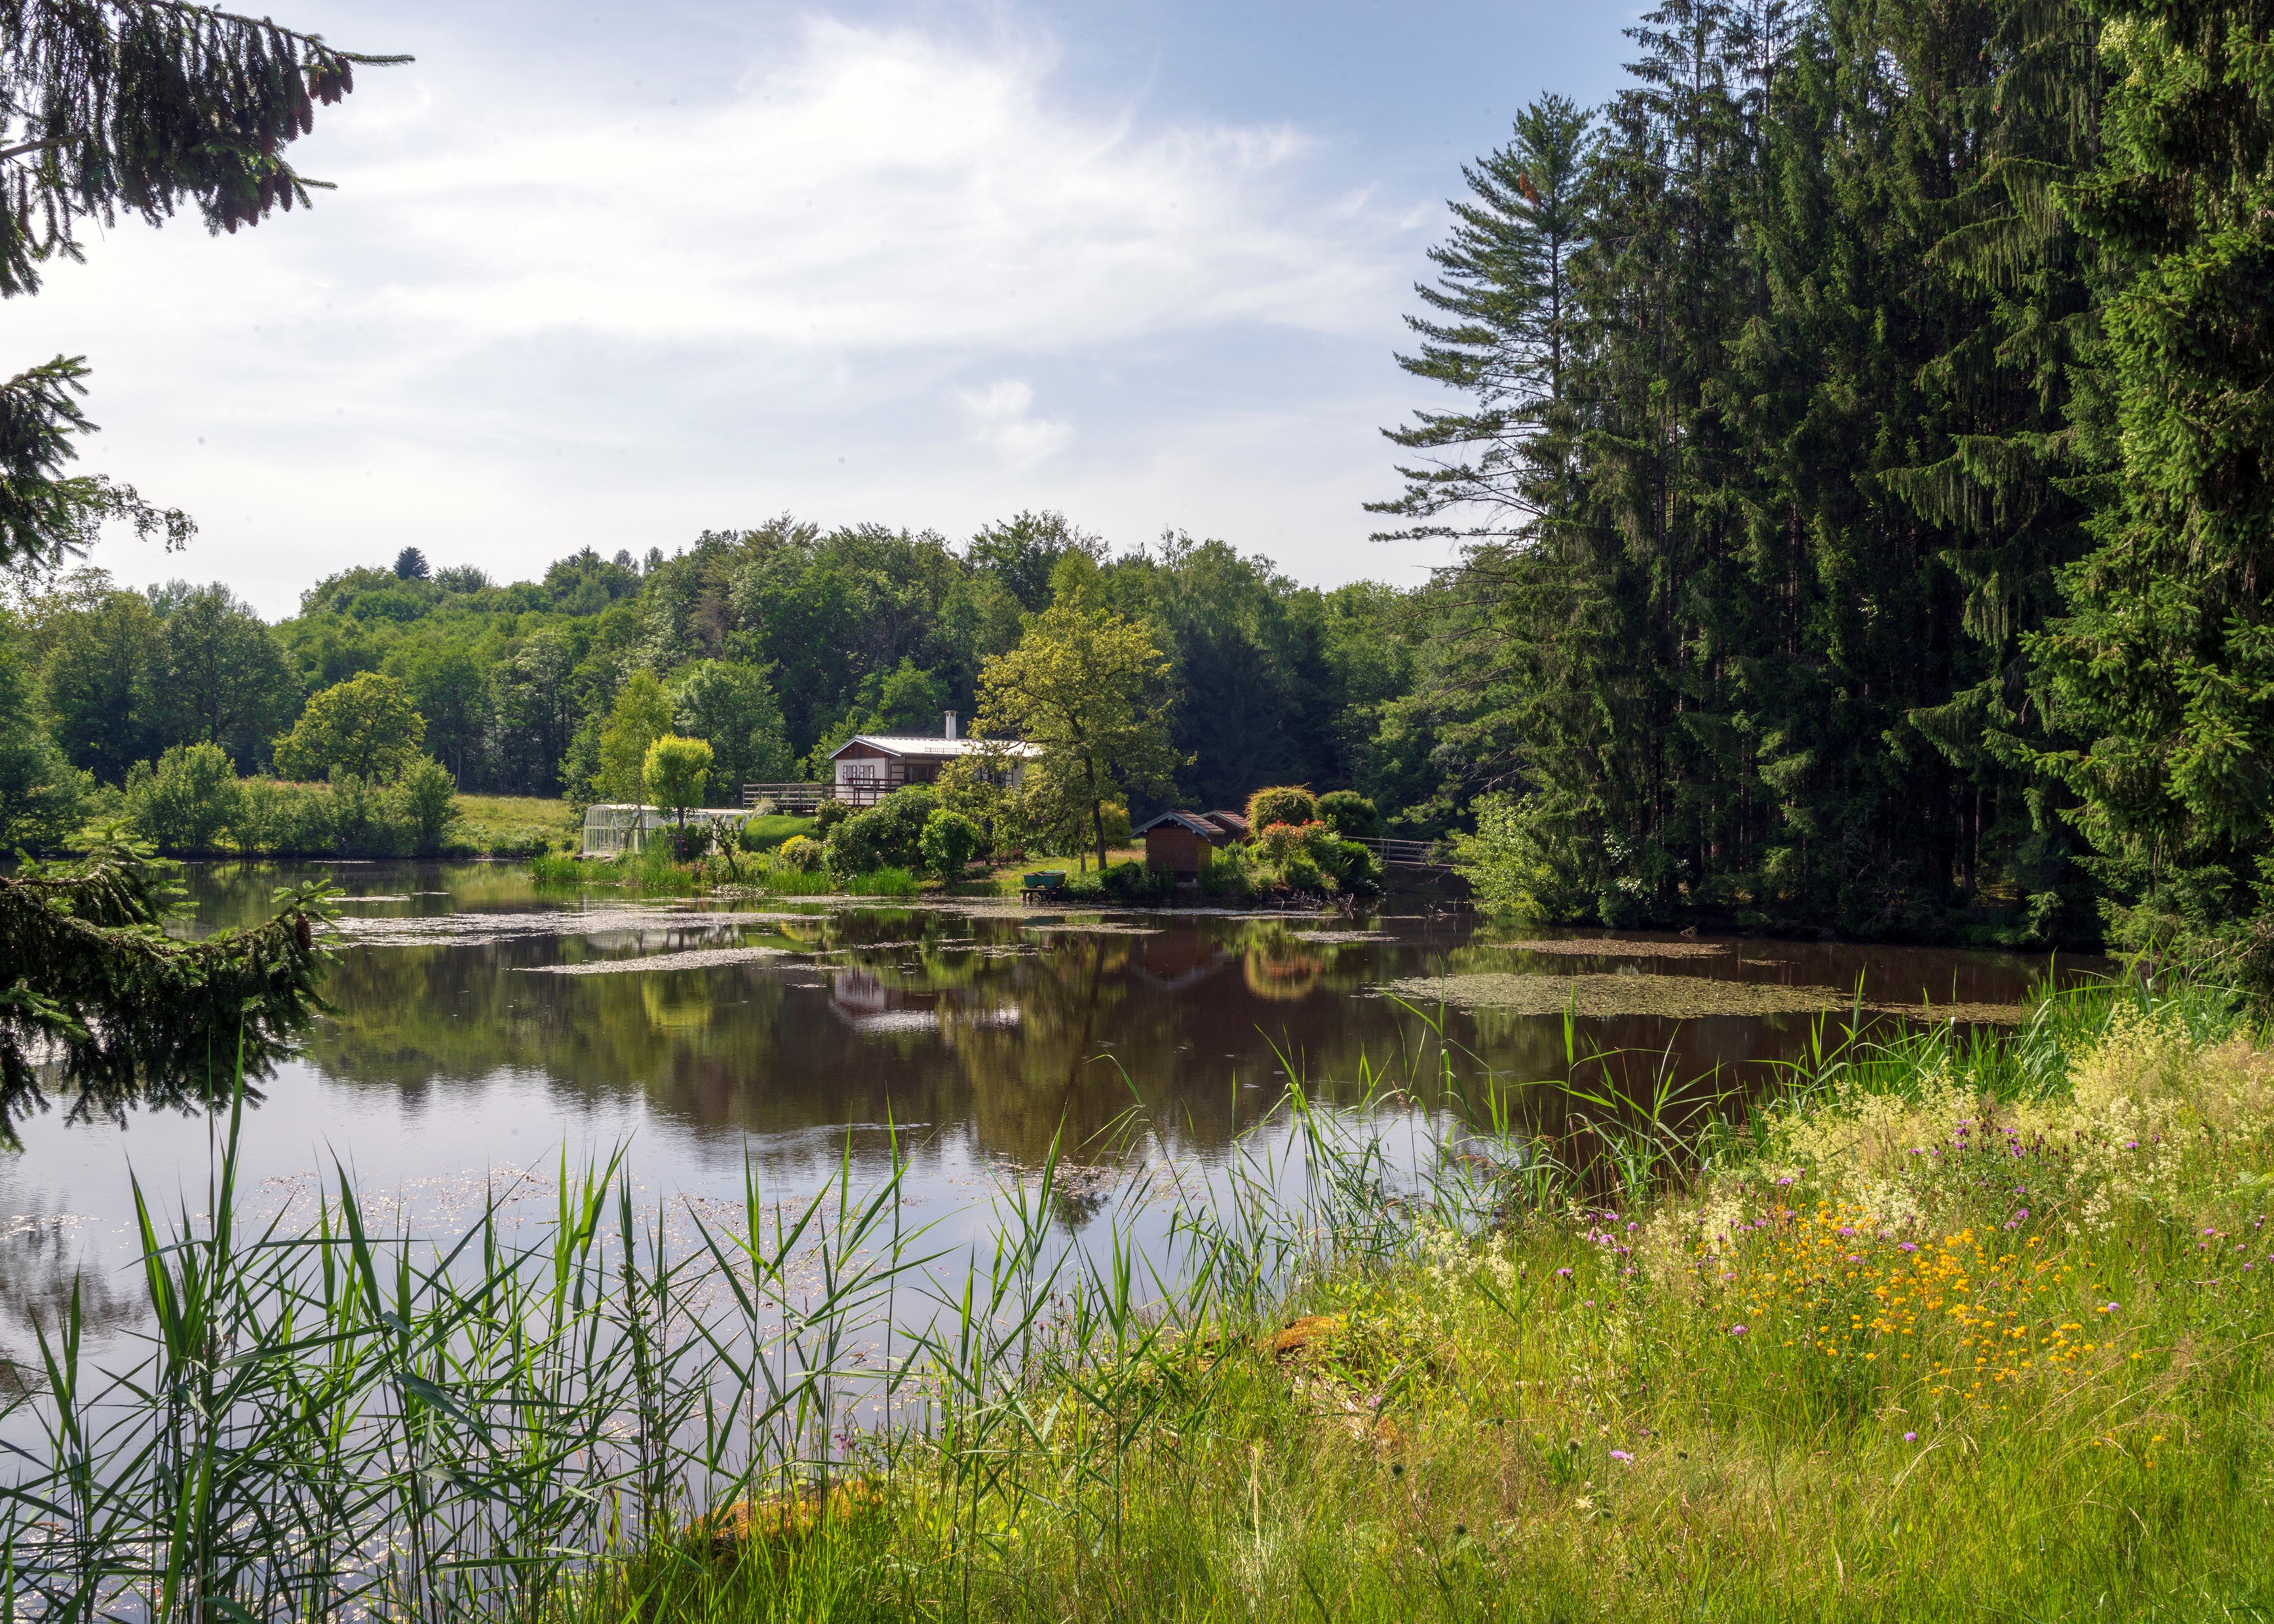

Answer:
[1258,819,1330,863]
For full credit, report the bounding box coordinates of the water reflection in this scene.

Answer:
[3,862,2099,1364]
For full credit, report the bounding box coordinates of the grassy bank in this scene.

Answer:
[455,793,581,857]
[591,983,2273,1622]
[7,978,2269,1619]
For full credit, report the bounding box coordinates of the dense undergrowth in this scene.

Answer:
[5,976,2269,1621]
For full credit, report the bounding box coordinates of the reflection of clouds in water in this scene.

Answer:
[0,1199,140,1375]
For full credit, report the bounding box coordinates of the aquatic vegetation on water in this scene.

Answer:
[326,904,807,947]
[1020,921,1166,937]
[1501,937,1740,958]
[1383,969,2029,1023]
[516,944,794,975]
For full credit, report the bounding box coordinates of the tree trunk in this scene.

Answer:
[1089,755,1108,872]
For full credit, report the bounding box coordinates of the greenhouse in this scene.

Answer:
[579,804,751,857]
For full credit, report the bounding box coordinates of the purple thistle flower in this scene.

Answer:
[1729,1324,1747,1336]
[1556,1267,1573,1278]
[1903,1431,1917,1442]
[1609,1450,1633,1462]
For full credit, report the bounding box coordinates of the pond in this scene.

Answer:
[1,860,2091,1361]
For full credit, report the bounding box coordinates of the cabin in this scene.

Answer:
[826,712,1038,807]
[1136,809,1250,877]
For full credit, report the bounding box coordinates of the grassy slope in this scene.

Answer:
[602,990,2274,1623]
[741,814,817,851]
[455,794,579,855]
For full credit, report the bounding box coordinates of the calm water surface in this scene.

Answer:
[2,861,2089,1356]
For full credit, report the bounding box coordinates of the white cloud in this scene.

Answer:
[12,11,1442,614]
[957,379,1075,465]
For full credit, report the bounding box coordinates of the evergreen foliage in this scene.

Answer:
[0,837,332,1147]
[0,4,399,1138]
[1380,0,2258,950]
[2029,0,2274,979]
[0,3,399,572]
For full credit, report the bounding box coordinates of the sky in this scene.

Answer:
[30,0,1635,619]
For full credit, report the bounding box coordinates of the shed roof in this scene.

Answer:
[1136,810,1244,842]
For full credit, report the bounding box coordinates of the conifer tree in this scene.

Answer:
[0,3,401,572]
[1374,94,1592,541]
[1385,0,2125,938]
[2032,0,2274,978]
[0,3,396,1136]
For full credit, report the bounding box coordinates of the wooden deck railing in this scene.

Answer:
[741,783,828,813]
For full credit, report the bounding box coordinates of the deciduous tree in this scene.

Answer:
[975,600,1179,871]
[642,734,712,828]
[272,671,424,782]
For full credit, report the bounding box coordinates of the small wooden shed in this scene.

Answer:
[1136,809,1249,876]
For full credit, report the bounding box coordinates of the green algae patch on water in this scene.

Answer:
[516,945,795,975]
[1497,936,1738,959]
[1379,971,2026,1024]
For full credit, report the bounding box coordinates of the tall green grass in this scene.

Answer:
[5,972,2268,1621]
[528,843,921,899]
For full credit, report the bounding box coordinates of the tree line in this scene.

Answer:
[0,518,1439,847]
[1394,0,2274,975]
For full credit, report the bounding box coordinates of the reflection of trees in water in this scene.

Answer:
[1243,947,1326,1001]
[290,902,1977,1214]
[298,914,1453,1178]
[0,1200,141,1386]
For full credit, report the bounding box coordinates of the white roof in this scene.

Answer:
[829,735,1041,760]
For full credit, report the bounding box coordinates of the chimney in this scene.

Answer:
[944,710,959,741]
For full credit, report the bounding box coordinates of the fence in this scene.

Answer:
[741,782,828,813]
[1358,835,1451,868]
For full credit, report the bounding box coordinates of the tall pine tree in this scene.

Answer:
[2033,0,2274,979]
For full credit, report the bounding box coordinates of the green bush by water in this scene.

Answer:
[740,813,817,851]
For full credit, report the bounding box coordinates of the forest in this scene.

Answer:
[0,518,1438,845]
[5,0,2274,971]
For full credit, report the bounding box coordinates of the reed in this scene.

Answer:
[4,971,2268,1621]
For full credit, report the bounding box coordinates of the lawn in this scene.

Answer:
[453,794,580,857]
[741,813,817,851]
